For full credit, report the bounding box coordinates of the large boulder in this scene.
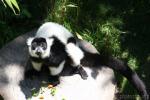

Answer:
[0,30,116,100]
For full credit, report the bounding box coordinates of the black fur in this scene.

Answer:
[67,37,76,44]
[47,36,68,66]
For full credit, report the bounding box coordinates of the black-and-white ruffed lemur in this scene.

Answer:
[27,22,88,82]
[26,22,148,100]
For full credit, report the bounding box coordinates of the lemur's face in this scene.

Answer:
[31,38,47,56]
[27,37,53,58]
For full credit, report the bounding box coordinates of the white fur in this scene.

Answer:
[49,61,65,76]
[66,43,84,66]
[26,37,34,46]
[36,22,73,44]
[32,62,42,71]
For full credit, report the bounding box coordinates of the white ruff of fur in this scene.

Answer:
[49,61,65,76]
[36,22,73,44]
[26,37,34,46]
[66,43,84,66]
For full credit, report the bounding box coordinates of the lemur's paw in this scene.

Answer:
[78,66,88,80]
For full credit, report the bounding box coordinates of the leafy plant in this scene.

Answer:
[1,0,20,14]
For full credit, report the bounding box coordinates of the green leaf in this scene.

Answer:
[1,0,7,7]
[11,0,20,12]
[3,0,20,15]
[66,4,78,8]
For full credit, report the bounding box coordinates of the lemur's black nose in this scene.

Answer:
[36,51,41,56]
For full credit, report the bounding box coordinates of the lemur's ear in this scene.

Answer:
[26,37,34,46]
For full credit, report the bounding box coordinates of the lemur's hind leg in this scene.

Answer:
[66,42,88,80]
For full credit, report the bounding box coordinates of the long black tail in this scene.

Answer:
[106,57,149,100]
[81,52,148,100]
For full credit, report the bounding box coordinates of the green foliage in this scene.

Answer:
[0,0,39,48]
[31,88,39,97]
[1,0,20,14]
[80,20,122,56]
[45,0,78,24]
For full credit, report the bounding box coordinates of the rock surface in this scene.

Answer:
[0,30,116,100]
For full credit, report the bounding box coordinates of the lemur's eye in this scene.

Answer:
[31,42,37,50]
[41,42,47,50]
